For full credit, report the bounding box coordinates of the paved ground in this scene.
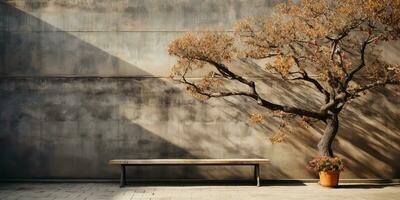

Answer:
[0,182,399,200]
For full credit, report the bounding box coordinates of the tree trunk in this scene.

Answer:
[317,114,339,157]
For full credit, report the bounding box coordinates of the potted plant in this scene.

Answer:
[308,156,344,187]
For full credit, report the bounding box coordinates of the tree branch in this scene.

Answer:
[348,79,400,97]
[179,75,254,98]
[344,34,372,88]
[194,59,327,120]
[289,56,331,104]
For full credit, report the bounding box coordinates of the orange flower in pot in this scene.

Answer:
[308,156,344,187]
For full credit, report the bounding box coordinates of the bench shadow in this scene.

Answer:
[123,179,306,187]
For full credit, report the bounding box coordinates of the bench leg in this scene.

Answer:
[120,165,126,187]
[254,164,260,187]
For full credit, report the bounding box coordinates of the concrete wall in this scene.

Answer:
[0,0,399,180]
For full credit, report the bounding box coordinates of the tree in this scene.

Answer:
[168,0,400,157]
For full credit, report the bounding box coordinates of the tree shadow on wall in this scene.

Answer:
[219,58,400,179]
[278,83,400,179]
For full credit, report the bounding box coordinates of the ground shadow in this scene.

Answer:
[124,179,306,187]
[338,183,400,189]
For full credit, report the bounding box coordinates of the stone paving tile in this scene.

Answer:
[0,183,399,200]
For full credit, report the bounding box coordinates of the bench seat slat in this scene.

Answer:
[109,159,270,165]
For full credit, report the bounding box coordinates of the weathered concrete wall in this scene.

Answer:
[0,0,399,180]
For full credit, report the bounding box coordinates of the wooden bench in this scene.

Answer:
[109,159,270,187]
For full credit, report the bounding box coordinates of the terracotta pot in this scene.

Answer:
[319,171,340,187]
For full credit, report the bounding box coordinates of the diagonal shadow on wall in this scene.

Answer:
[0,1,291,181]
[0,1,202,179]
